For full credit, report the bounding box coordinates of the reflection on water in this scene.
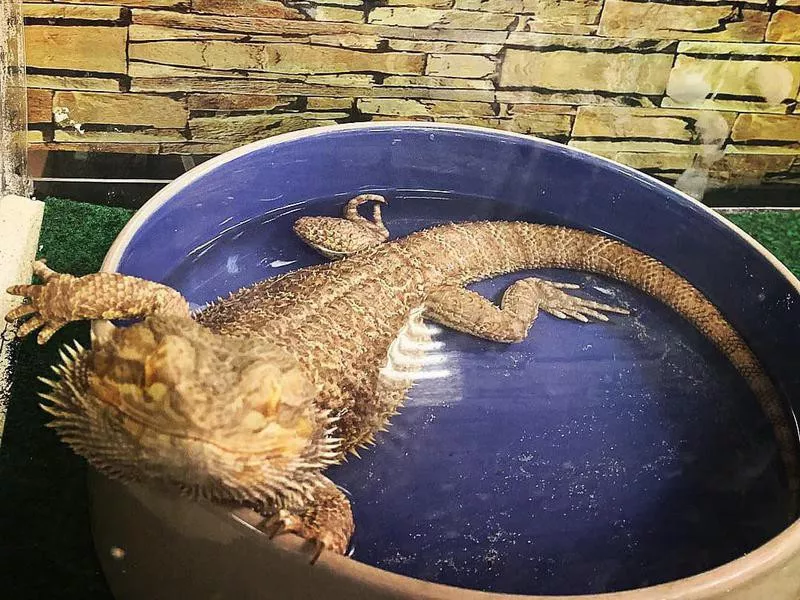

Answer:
[164,190,791,596]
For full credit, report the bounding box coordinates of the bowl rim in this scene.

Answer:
[94,121,800,599]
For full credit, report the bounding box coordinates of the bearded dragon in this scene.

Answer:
[5,194,798,563]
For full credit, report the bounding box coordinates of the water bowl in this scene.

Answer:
[91,123,800,599]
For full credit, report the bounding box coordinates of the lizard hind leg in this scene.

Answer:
[293,194,390,259]
[425,277,629,343]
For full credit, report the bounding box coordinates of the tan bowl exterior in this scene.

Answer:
[89,470,800,600]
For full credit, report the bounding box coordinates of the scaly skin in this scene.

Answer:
[5,194,799,563]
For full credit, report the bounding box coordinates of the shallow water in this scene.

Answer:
[163,190,791,596]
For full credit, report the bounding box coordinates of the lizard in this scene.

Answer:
[5,193,799,563]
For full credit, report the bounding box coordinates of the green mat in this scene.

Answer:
[1,197,799,599]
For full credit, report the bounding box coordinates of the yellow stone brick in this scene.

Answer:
[53,92,188,128]
[314,7,365,22]
[27,74,120,92]
[384,75,494,89]
[307,97,354,110]
[129,41,424,76]
[190,114,337,142]
[599,0,768,41]
[368,7,515,29]
[384,0,453,6]
[521,0,602,22]
[677,41,800,58]
[767,11,800,43]
[426,54,495,79]
[23,3,124,19]
[725,144,800,155]
[573,107,735,141]
[569,140,717,154]
[731,114,800,143]
[357,97,495,117]
[661,97,789,115]
[667,56,800,103]
[500,50,672,94]
[25,26,127,74]
[27,89,52,124]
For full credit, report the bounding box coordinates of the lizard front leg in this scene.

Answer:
[425,277,628,343]
[5,260,190,344]
[261,478,354,564]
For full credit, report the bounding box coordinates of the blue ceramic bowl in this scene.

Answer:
[96,123,800,598]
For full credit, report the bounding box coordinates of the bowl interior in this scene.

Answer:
[110,124,800,595]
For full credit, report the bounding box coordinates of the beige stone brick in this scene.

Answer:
[426,54,495,79]
[500,50,672,94]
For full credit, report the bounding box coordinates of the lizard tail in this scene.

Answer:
[451,221,800,515]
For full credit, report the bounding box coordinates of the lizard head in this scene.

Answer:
[39,317,339,507]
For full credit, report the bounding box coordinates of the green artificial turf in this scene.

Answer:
[1,197,799,599]
[725,211,800,278]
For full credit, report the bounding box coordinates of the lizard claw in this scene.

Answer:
[5,260,73,344]
[260,509,350,565]
[529,278,629,322]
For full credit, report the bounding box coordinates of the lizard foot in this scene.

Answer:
[293,194,390,259]
[6,260,77,344]
[525,278,629,322]
[260,484,354,564]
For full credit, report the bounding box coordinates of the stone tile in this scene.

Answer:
[500,49,673,94]
[599,0,768,41]
[767,11,800,43]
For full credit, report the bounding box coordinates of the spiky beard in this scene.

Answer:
[38,340,343,510]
